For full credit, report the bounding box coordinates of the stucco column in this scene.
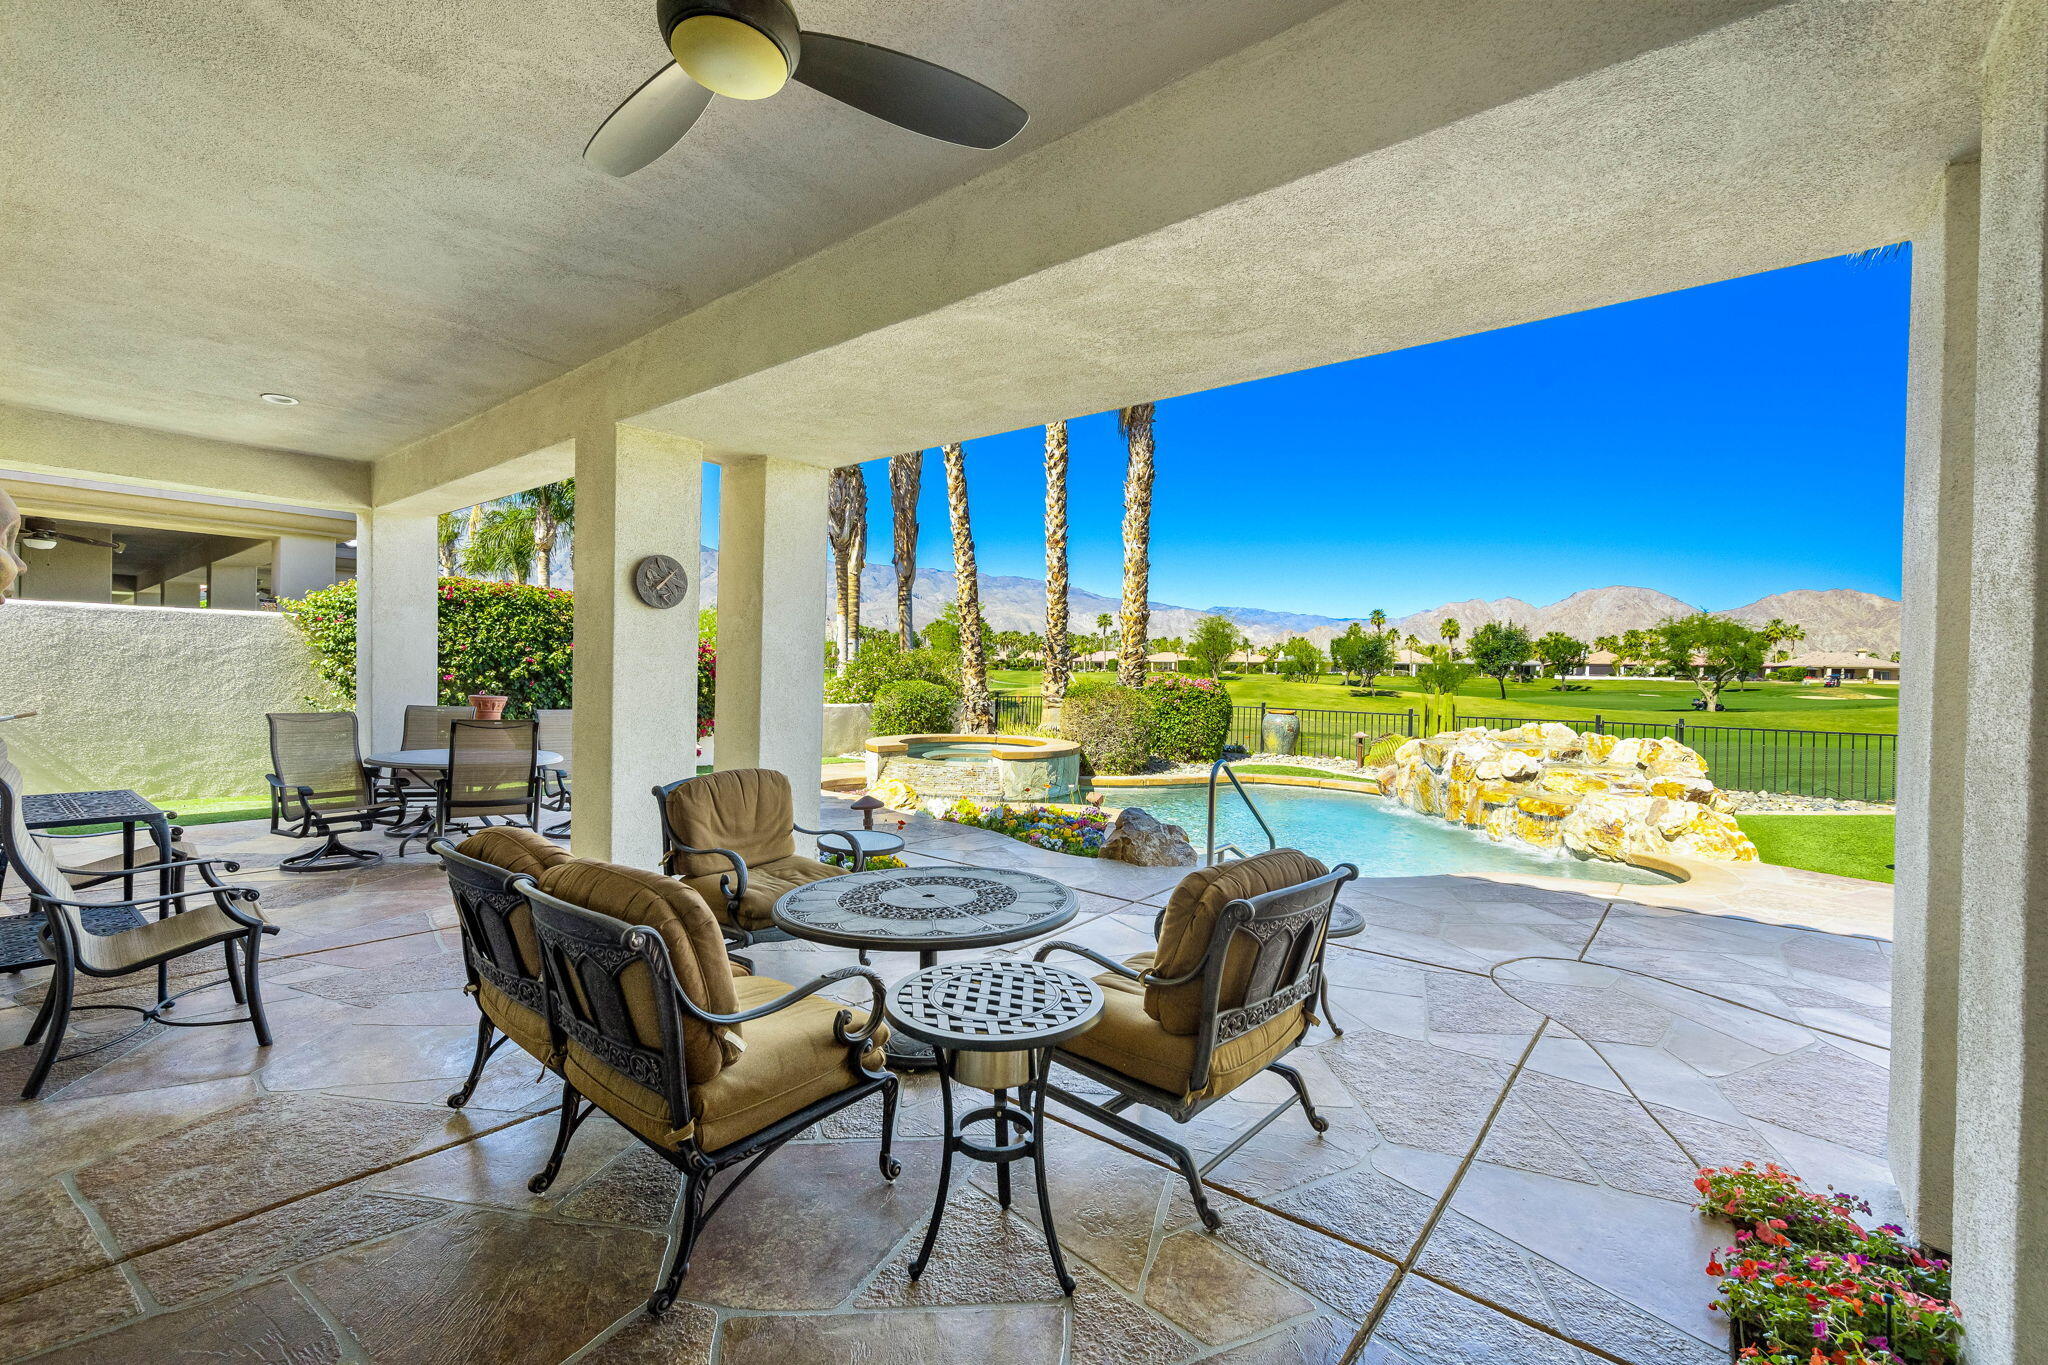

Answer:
[1890,160,1977,1252]
[570,425,702,866]
[209,564,260,610]
[273,534,340,602]
[715,455,828,793]
[354,507,439,754]
[1952,0,2048,1357]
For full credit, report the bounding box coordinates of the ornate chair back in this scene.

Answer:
[657,768,794,878]
[436,831,568,1047]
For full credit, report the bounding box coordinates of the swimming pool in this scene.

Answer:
[1090,782,1676,884]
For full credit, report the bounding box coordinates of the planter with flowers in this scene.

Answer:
[942,800,1110,857]
[1695,1164,1960,1364]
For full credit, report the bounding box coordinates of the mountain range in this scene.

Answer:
[691,547,1898,656]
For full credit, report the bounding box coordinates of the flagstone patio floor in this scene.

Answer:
[0,795,1895,1364]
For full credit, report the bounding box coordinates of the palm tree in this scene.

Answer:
[1042,420,1072,716]
[942,442,994,731]
[888,451,921,648]
[826,466,866,674]
[1762,618,1805,663]
[462,501,537,583]
[1094,612,1113,667]
[520,480,575,588]
[1369,609,1387,632]
[1440,617,1462,649]
[1116,403,1156,687]
[436,513,462,576]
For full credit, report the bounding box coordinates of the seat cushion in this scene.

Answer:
[687,854,847,931]
[688,974,888,1152]
[457,828,573,974]
[1148,849,1328,1035]
[1061,955,1307,1102]
[476,977,551,1065]
[662,768,797,879]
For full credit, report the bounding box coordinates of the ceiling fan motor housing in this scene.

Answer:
[658,0,801,71]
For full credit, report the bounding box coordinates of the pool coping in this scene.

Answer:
[865,732,1082,763]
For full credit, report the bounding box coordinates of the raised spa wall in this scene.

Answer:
[865,733,1082,805]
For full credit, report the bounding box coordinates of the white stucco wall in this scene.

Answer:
[0,600,334,802]
[823,703,872,756]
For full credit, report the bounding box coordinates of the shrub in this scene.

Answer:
[1144,675,1232,761]
[281,576,715,732]
[1060,684,1156,774]
[1770,667,1806,683]
[825,634,961,704]
[871,680,959,735]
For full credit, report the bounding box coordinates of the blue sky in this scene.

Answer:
[710,251,1910,620]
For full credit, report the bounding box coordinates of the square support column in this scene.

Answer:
[209,563,260,610]
[1890,159,1977,1252]
[715,455,828,794]
[355,507,440,754]
[274,534,342,602]
[570,425,702,866]
[1952,1,2048,1357]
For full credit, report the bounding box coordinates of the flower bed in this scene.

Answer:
[1695,1164,1960,1363]
[941,799,1108,857]
[819,850,906,871]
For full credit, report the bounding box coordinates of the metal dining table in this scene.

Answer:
[365,749,564,845]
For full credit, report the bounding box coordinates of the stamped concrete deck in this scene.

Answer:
[0,796,1894,1364]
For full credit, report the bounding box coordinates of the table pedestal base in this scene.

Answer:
[910,1046,1073,1295]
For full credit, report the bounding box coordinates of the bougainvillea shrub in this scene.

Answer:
[282,577,713,733]
[1143,674,1233,761]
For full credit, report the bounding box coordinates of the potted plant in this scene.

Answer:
[469,693,509,720]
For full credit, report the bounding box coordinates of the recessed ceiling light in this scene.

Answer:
[259,392,300,405]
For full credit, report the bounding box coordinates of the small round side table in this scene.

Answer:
[814,827,906,869]
[887,959,1103,1295]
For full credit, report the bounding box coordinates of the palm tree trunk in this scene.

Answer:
[826,467,862,674]
[1116,403,1155,688]
[943,442,994,732]
[889,452,921,649]
[1042,421,1071,719]
[846,470,865,661]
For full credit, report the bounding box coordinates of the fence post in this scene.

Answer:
[1593,714,1603,734]
[1257,703,1268,753]
[1674,718,1685,744]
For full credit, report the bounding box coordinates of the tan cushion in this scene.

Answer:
[477,977,551,1066]
[1062,959,1307,1101]
[689,974,888,1152]
[1147,849,1328,1035]
[686,854,846,931]
[536,859,740,1084]
[457,828,573,974]
[662,768,797,877]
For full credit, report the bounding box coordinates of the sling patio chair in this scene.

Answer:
[535,708,572,836]
[431,826,574,1107]
[396,719,542,857]
[0,750,276,1099]
[266,711,396,872]
[519,857,898,1313]
[376,703,474,827]
[653,768,859,945]
[1034,848,1356,1229]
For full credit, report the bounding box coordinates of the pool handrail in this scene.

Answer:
[1205,755,1278,867]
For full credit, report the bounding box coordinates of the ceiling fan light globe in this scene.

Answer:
[670,15,788,100]
[20,534,56,551]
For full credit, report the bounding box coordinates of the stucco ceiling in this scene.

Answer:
[0,0,1338,461]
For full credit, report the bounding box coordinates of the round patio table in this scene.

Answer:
[366,749,564,843]
[772,866,1079,1068]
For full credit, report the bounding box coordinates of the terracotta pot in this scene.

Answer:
[469,694,509,721]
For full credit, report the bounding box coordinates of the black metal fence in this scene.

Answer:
[991,693,1893,801]
[1451,712,1895,803]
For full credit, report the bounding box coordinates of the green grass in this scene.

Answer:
[989,670,1899,735]
[1735,813,1895,883]
[1233,764,1369,782]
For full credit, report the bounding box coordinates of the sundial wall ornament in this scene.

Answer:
[632,554,689,609]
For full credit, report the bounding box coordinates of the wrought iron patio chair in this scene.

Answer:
[376,703,473,823]
[1035,848,1356,1228]
[0,749,276,1099]
[397,719,541,856]
[519,857,898,1313]
[535,708,572,835]
[653,768,861,945]
[431,827,574,1107]
[266,712,395,872]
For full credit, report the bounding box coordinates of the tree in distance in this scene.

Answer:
[1532,631,1591,688]
[1467,621,1533,700]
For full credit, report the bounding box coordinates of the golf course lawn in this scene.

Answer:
[990,669,1900,735]
[1735,813,1896,884]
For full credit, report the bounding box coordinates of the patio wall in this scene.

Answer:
[0,599,331,802]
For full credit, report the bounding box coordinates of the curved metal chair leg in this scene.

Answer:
[878,1073,902,1179]
[225,939,246,1005]
[528,1082,587,1193]
[909,1050,959,1280]
[648,1169,709,1314]
[1267,1061,1329,1133]
[242,928,273,1047]
[21,970,58,1047]
[446,1017,499,1108]
[21,957,74,1099]
[1029,1049,1077,1294]
[1167,1139,1221,1231]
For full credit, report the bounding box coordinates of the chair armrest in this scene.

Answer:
[678,965,887,1045]
[1033,940,1145,981]
[665,840,747,906]
[32,882,272,933]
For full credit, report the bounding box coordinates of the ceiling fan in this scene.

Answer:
[585,0,1028,177]
[18,521,121,553]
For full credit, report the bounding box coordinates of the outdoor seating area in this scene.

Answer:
[0,779,1896,1363]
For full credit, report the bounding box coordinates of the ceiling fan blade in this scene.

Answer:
[793,32,1026,149]
[584,64,714,176]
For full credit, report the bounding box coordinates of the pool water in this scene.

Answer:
[1089,783,1675,885]
[906,742,1001,763]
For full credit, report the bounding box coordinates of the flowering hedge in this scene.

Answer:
[282,577,713,734]
[1696,1164,1960,1363]
[942,799,1109,856]
[1144,674,1232,761]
